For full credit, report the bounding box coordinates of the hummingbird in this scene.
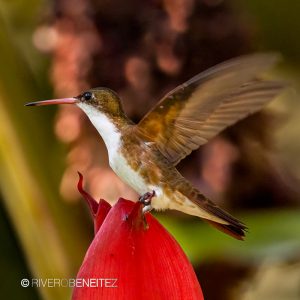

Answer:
[26,53,285,240]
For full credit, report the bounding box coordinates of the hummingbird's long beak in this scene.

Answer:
[25,98,78,106]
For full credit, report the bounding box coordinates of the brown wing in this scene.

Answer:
[137,53,285,165]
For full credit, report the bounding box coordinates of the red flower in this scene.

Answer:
[73,172,204,300]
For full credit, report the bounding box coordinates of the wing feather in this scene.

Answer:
[137,53,285,165]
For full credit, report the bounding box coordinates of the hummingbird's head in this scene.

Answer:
[25,87,125,118]
[26,88,132,149]
[76,88,124,118]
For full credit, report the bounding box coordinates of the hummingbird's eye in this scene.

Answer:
[82,92,92,101]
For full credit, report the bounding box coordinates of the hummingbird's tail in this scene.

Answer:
[170,184,247,240]
[204,219,246,240]
[195,192,247,240]
[197,194,247,240]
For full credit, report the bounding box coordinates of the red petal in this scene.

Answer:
[77,172,99,216]
[72,199,203,300]
[77,172,111,234]
[94,200,111,234]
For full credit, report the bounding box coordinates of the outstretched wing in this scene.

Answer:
[137,53,285,165]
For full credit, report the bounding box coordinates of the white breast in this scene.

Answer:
[77,103,148,194]
[109,153,148,195]
[77,103,121,154]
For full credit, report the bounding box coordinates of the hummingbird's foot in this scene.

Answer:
[139,190,156,205]
[142,205,153,214]
[139,190,156,214]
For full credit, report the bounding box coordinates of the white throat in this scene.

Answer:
[77,103,121,156]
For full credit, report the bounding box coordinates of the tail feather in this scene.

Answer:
[171,174,248,239]
[192,193,247,240]
[196,194,247,240]
[182,189,248,240]
[205,220,247,240]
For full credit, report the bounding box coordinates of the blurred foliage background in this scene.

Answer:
[0,0,300,299]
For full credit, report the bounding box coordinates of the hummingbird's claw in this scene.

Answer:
[139,190,156,214]
[142,205,153,214]
[139,190,156,205]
